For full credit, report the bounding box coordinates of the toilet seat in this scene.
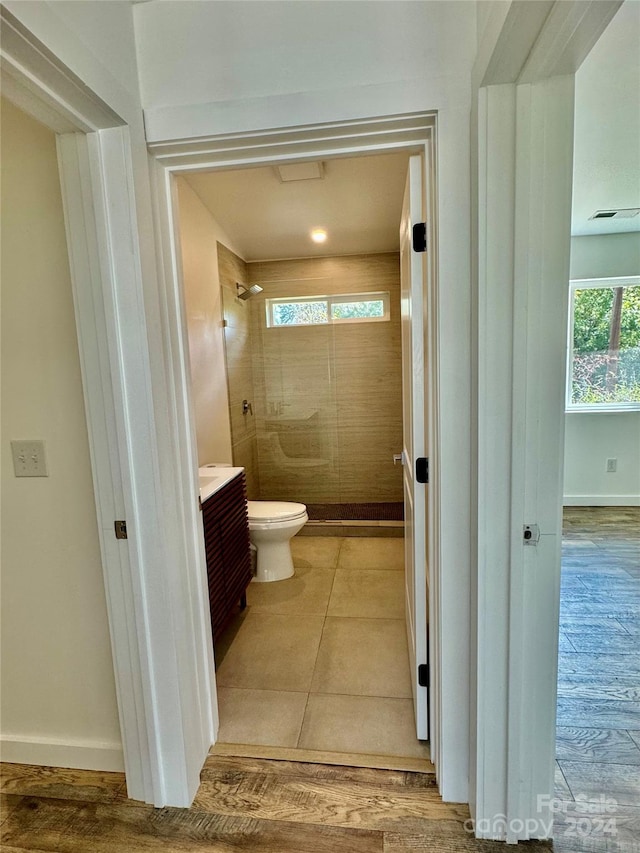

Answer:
[247,501,307,524]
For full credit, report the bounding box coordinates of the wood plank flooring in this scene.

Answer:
[1,757,552,852]
[1,508,637,851]
[555,507,640,852]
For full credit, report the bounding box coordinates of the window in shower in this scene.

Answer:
[266,291,390,328]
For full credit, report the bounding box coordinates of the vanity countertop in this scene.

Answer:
[198,466,244,503]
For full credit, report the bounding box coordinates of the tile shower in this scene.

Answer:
[219,245,404,518]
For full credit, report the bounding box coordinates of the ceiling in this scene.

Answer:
[572,0,640,236]
[183,152,410,261]
[183,3,638,254]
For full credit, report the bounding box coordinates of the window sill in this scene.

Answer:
[565,407,640,414]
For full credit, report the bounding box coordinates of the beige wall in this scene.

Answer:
[248,254,403,504]
[218,244,260,499]
[0,99,122,769]
[176,179,234,467]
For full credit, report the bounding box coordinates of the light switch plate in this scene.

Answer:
[11,440,48,477]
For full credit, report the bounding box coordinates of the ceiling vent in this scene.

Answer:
[276,162,325,183]
[590,208,640,220]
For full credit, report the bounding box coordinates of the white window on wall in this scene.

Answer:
[566,277,640,411]
[266,291,390,328]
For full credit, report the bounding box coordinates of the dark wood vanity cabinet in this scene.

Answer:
[201,471,252,643]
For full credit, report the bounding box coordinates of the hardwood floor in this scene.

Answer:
[1,757,552,852]
[554,507,640,852]
[1,508,637,851]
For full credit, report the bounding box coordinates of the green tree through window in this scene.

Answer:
[570,283,640,406]
[267,292,390,327]
[331,299,384,320]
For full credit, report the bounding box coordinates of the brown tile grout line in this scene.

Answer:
[294,540,343,749]
[294,537,415,751]
[222,538,410,753]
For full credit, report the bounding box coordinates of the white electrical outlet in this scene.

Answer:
[11,440,48,477]
[606,458,617,473]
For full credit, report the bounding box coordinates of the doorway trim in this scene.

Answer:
[471,0,622,840]
[1,7,214,807]
[149,112,466,795]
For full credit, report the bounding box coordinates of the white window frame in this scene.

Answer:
[566,276,640,413]
[265,290,390,328]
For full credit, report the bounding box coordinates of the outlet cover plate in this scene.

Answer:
[11,440,48,477]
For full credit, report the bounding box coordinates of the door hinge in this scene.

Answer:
[412,222,427,253]
[418,663,429,687]
[416,457,429,484]
[114,520,128,540]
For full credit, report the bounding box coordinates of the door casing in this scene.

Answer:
[151,115,445,780]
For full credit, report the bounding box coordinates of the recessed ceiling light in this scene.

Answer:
[311,228,327,243]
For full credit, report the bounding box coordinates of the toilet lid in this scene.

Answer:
[247,501,307,522]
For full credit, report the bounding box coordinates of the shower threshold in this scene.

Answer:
[306,502,404,521]
[300,502,404,537]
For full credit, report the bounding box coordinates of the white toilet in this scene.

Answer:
[247,500,308,583]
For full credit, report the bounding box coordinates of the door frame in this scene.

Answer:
[150,114,448,773]
[471,0,622,840]
[0,7,215,807]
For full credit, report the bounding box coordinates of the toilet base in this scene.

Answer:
[248,507,307,583]
[252,540,295,583]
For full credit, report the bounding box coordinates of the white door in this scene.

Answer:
[400,154,429,740]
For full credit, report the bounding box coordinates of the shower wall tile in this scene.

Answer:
[250,254,400,288]
[218,243,249,295]
[232,434,260,500]
[229,401,257,444]
[218,244,259,484]
[226,357,255,407]
[223,289,252,331]
[247,253,402,504]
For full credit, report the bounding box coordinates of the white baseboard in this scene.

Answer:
[563,495,640,507]
[0,733,124,772]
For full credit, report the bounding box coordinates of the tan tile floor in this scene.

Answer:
[214,536,429,761]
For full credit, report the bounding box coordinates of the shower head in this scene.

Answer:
[236,283,263,301]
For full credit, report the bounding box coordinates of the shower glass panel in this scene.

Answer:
[223,255,404,515]
[251,279,339,504]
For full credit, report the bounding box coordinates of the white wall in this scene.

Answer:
[0,98,123,770]
[135,0,475,110]
[3,0,141,125]
[176,178,236,466]
[565,0,640,509]
[570,234,640,280]
[134,0,476,142]
[564,413,640,505]
[572,0,640,237]
[565,234,640,506]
